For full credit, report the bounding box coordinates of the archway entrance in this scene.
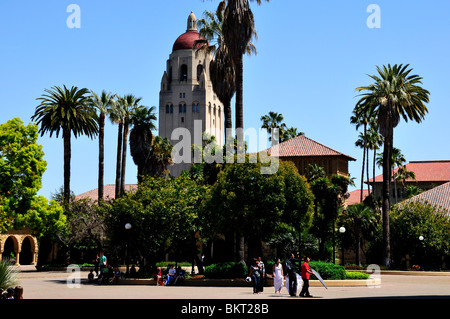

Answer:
[2,237,16,262]
[20,237,33,265]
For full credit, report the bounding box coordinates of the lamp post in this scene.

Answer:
[339,226,346,265]
[125,223,132,274]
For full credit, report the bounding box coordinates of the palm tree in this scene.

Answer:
[129,106,157,183]
[197,9,236,142]
[147,136,174,177]
[222,0,263,147]
[90,90,115,203]
[365,125,383,194]
[260,111,286,143]
[31,85,98,206]
[108,97,125,199]
[281,126,304,142]
[116,94,144,197]
[351,104,376,200]
[345,203,377,266]
[355,64,430,268]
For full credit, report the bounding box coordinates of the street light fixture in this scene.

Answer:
[125,223,132,274]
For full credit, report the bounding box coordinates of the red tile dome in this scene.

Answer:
[172,31,205,52]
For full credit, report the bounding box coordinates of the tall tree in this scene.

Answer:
[222,0,263,148]
[108,97,125,199]
[129,105,157,183]
[355,64,430,268]
[31,85,98,206]
[197,9,236,141]
[90,90,115,203]
[116,94,143,197]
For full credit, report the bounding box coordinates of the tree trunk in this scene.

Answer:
[63,129,71,208]
[239,235,245,265]
[98,112,105,203]
[224,100,232,140]
[115,123,123,198]
[121,120,129,196]
[382,132,392,268]
[235,54,244,160]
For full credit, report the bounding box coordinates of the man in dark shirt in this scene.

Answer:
[287,253,302,296]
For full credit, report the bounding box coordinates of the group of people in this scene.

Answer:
[1,286,23,300]
[157,264,186,286]
[88,252,122,285]
[252,254,313,297]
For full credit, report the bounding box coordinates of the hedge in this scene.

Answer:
[204,262,248,279]
[308,261,346,280]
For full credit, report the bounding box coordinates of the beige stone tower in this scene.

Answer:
[159,12,223,176]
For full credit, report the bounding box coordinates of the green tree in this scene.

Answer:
[105,175,208,271]
[391,200,450,270]
[0,118,47,232]
[15,195,66,239]
[355,64,430,268]
[203,159,313,263]
[31,85,98,206]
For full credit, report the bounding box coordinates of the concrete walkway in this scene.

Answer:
[3,269,449,317]
[13,269,450,299]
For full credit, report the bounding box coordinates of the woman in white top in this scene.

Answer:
[272,258,284,293]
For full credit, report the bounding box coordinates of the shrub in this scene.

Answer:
[0,260,19,290]
[204,262,248,279]
[309,261,346,280]
[345,271,370,280]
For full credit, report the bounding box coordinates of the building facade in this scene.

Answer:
[159,12,224,176]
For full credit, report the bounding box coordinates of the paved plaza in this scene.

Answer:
[3,269,449,317]
[12,269,450,299]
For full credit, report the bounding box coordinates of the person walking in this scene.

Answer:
[272,258,284,293]
[257,257,265,293]
[286,253,301,296]
[249,259,261,294]
[300,256,313,297]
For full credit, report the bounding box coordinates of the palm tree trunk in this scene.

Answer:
[235,54,244,147]
[366,145,370,194]
[360,132,366,202]
[120,120,129,196]
[98,112,105,203]
[382,132,392,268]
[372,149,376,195]
[115,123,123,198]
[63,128,71,208]
[224,100,232,140]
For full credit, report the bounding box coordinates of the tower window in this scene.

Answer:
[196,103,200,113]
[183,104,186,113]
[166,105,169,113]
[180,64,188,81]
[179,104,182,113]
[197,64,203,81]
[170,104,173,113]
[181,117,185,123]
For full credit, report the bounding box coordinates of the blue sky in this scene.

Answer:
[1,0,449,199]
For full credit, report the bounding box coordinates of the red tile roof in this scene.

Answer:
[266,135,356,160]
[401,181,450,214]
[347,189,370,206]
[368,161,450,183]
[76,184,138,201]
